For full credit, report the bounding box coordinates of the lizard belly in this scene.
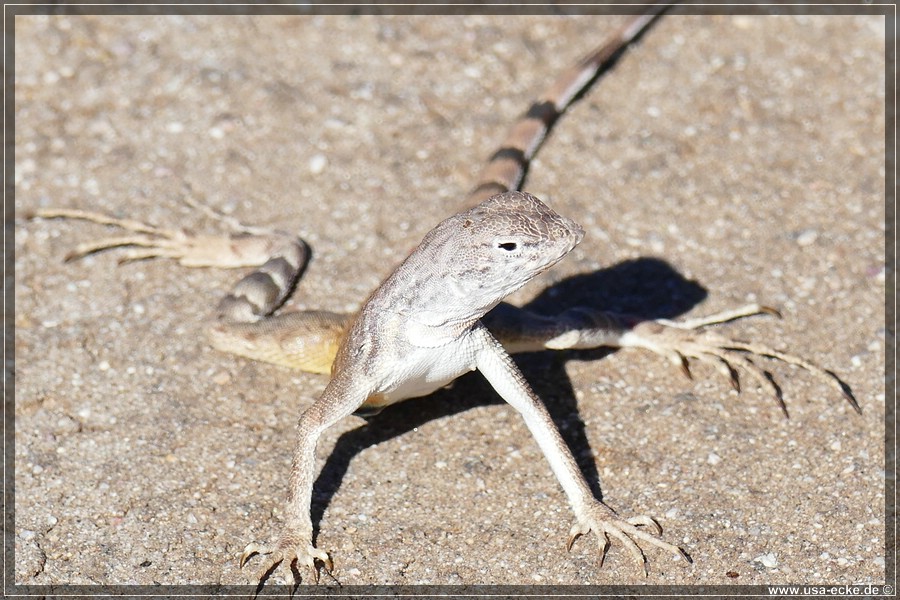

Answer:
[370,340,478,407]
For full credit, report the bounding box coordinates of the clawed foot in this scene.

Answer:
[620,304,860,417]
[567,501,691,574]
[240,537,333,588]
[30,206,199,263]
[29,195,301,269]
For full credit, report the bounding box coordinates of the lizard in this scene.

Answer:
[29,10,860,587]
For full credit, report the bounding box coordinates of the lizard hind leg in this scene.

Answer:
[492,303,859,415]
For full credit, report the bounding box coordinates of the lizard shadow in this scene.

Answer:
[310,256,707,532]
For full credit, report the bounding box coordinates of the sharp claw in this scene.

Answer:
[728,367,741,392]
[758,369,788,418]
[678,548,693,564]
[567,522,586,552]
[759,305,783,319]
[679,355,692,380]
[775,391,789,419]
[712,357,741,392]
[598,532,610,568]
[843,390,862,414]
[833,374,862,414]
[240,542,264,569]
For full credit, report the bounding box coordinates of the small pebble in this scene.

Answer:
[755,552,778,568]
[309,154,327,175]
[796,229,818,246]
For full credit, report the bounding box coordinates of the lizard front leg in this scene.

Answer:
[484,302,859,416]
[240,369,369,585]
[472,324,690,572]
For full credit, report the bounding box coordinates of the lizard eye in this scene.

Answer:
[497,241,518,251]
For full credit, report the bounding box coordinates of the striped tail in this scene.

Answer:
[465,7,668,207]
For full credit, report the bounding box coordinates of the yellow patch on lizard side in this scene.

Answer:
[207,311,348,375]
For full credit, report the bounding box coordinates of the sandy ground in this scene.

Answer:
[14,12,887,590]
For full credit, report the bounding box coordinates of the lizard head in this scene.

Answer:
[416,190,584,316]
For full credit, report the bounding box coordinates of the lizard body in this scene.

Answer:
[29,9,860,586]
